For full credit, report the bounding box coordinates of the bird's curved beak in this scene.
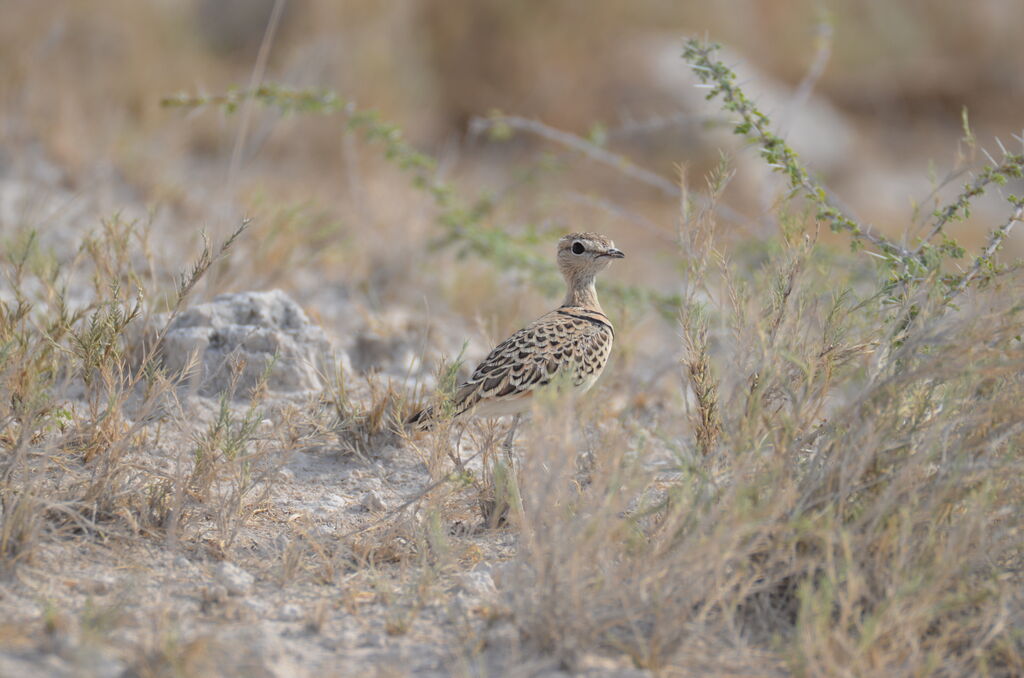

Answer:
[603,248,625,259]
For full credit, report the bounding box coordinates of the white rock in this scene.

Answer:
[455,570,497,598]
[159,289,346,397]
[308,493,347,518]
[320,493,347,510]
[201,584,229,607]
[242,598,269,617]
[206,622,300,677]
[359,490,387,513]
[577,652,649,675]
[277,603,303,622]
[214,561,255,596]
[490,560,518,588]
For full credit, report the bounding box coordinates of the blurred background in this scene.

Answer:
[2,0,1023,380]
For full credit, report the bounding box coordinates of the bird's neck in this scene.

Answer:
[562,272,602,311]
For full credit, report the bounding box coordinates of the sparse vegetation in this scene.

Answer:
[2,4,1024,677]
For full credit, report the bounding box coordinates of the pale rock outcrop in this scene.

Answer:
[160,289,345,397]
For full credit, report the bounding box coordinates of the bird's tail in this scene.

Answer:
[404,405,436,432]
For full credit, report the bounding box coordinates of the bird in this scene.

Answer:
[407,232,624,450]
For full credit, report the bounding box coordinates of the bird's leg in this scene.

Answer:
[449,421,468,473]
[502,414,521,466]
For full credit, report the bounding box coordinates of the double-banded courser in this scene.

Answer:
[408,232,624,447]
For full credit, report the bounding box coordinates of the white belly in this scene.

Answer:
[469,395,534,419]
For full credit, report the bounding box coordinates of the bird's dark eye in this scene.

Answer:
[571,241,585,255]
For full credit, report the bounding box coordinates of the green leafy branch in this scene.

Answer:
[162,85,681,318]
[682,39,906,260]
[945,196,1024,301]
[917,154,1024,254]
[682,38,1024,300]
[163,84,346,116]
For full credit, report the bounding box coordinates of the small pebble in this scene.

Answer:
[278,603,303,622]
[320,493,346,510]
[215,561,255,596]
[360,490,387,512]
[455,570,496,597]
[202,584,229,606]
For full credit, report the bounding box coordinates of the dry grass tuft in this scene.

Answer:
[497,217,1024,672]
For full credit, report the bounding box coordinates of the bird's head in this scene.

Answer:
[556,232,625,280]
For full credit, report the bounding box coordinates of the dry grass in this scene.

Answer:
[2,4,1024,677]
[502,234,1024,674]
